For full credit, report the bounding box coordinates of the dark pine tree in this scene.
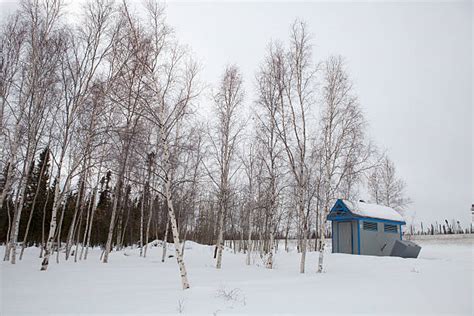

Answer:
[0,163,12,242]
[19,147,52,245]
[93,170,112,246]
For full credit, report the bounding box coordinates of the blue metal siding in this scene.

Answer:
[331,222,335,252]
[357,220,361,255]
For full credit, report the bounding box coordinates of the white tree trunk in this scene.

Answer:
[298,190,307,274]
[266,230,275,269]
[74,209,83,263]
[139,190,145,257]
[215,205,225,269]
[317,208,328,273]
[84,184,99,260]
[79,193,93,260]
[40,182,51,258]
[162,131,190,289]
[143,201,153,258]
[164,173,190,289]
[56,201,68,264]
[246,211,252,266]
[65,174,85,260]
[40,159,67,270]
[161,216,169,263]
[103,149,129,263]
[181,236,186,257]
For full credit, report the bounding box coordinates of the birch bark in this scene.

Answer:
[163,138,190,289]
[161,214,169,263]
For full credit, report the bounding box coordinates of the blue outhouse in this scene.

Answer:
[327,199,407,256]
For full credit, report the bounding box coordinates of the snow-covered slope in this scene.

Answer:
[1,238,472,315]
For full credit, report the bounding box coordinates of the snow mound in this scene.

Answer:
[146,240,217,252]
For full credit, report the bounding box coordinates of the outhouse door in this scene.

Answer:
[338,222,353,254]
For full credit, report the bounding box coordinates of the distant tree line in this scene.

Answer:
[406,219,473,236]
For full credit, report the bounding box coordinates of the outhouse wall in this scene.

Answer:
[359,220,402,256]
[351,221,359,254]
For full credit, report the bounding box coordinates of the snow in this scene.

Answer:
[343,199,405,222]
[1,237,473,315]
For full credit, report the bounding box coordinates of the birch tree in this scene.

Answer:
[102,2,148,264]
[0,12,27,210]
[240,143,260,266]
[255,45,287,268]
[316,56,373,273]
[5,0,63,264]
[271,22,315,274]
[142,152,155,258]
[208,65,244,269]
[368,155,411,213]
[137,0,200,289]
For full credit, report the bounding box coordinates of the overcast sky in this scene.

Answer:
[1,0,472,227]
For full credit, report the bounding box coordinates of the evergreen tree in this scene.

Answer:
[0,164,12,242]
[93,171,112,246]
[19,148,51,245]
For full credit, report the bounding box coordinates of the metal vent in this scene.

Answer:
[384,224,398,233]
[363,221,378,231]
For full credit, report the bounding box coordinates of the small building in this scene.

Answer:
[327,199,406,256]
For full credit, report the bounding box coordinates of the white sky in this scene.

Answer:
[1,0,472,227]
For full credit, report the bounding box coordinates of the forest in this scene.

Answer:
[0,0,414,289]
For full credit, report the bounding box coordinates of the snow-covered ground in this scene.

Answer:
[1,237,473,315]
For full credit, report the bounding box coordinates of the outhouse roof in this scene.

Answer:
[342,200,405,223]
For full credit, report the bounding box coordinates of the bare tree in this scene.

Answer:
[101,2,147,264]
[316,56,373,273]
[255,44,287,269]
[368,155,411,213]
[136,0,200,289]
[207,65,244,269]
[4,0,63,264]
[240,143,259,266]
[0,12,27,209]
[143,152,156,258]
[270,22,316,274]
